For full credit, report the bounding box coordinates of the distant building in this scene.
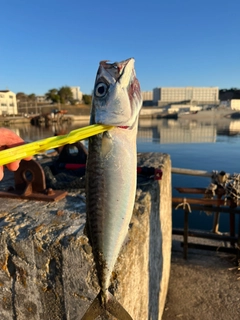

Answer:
[36,95,50,103]
[0,90,18,115]
[168,104,202,113]
[142,91,153,101]
[219,101,229,108]
[141,91,153,106]
[153,87,219,107]
[70,86,83,102]
[230,99,240,110]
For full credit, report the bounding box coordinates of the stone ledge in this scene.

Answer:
[0,152,172,320]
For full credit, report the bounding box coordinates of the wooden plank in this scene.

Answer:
[172,228,237,242]
[172,203,240,214]
[172,167,213,177]
[175,187,207,194]
[172,197,239,207]
[175,187,226,197]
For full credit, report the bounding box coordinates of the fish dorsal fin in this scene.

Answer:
[106,291,133,320]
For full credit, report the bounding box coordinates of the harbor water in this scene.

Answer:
[137,117,240,233]
[5,116,240,233]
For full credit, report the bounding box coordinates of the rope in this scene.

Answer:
[210,171,240,202]
[175,198,192,212]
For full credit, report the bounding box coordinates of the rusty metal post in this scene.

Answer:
[212,212,220,233]
[237,215,240,261]
[230,200,237,247]
[183,207,189,259]
[212,194,222,234]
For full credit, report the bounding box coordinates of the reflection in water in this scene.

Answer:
[3,118,240,145]
[3,117,240,233]
[137,118,240,233]
[138,118,240,144]
[229,120,240,134]
[6,120,90,142]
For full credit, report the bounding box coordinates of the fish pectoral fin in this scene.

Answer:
[81,292,105,320]
[106,291,133,320]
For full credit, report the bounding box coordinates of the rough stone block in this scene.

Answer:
[0,153,172,319]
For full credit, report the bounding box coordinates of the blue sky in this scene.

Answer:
[1,0,240,95]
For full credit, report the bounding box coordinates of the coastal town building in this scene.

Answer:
[168,104,202,114]
[229,99,240,110]
[0,90,18,115]
[142,91,153,101]
[153,87,219,107]
[142,91,153,106]
[36,95,50,103]
[36,86,83,104]
[70,86,83,102]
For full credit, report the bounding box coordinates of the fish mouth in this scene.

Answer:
[117,126,129,129]
[99,58,133,83]
[92,58,142,128]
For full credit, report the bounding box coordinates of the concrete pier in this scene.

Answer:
[0,152,172,320]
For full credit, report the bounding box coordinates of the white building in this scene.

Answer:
[36,95,50,103]
[0,90,18,115]
[142,91,153,101]
[70,86,83,102]
[153,87,219,107]
[230,99,240,110]
[168,104,202,113]
[142,91,153,106]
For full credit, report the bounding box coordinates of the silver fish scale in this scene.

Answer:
[86,128,137,291]
[82,58,142,320]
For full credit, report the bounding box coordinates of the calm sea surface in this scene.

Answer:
[8,117,240,232]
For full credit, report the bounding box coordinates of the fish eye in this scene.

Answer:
[95,82,108,97]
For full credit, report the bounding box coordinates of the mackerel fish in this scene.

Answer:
[82,58,142,319]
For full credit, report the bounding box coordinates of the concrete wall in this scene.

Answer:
[0,153,172,320]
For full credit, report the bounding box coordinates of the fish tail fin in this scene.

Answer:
[81,291,133,320]
[105,291,133,320]
[81,292,105,320]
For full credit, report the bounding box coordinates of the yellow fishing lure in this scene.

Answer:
[0,124,113,166]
